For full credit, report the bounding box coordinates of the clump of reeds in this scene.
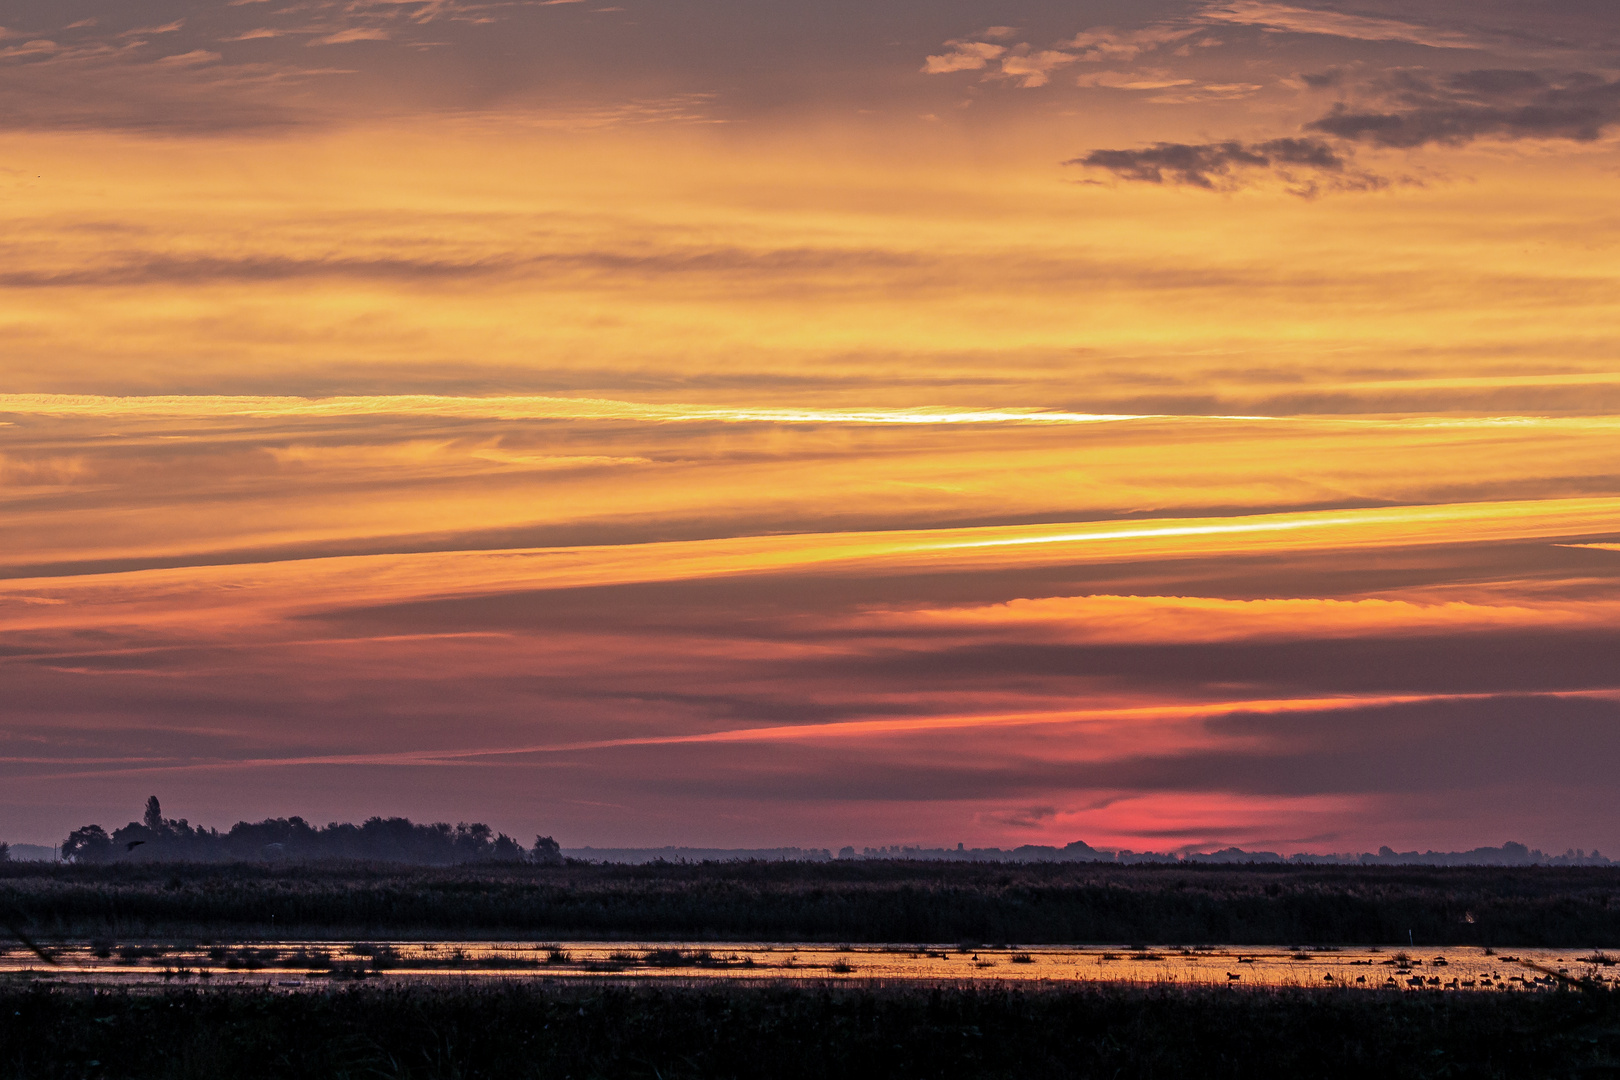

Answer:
[4,978,1619,1079]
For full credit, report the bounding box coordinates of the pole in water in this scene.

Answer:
[1409,929,1414,947]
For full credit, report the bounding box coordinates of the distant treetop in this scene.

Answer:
[60,797,549,865]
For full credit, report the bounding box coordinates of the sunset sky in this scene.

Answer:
[4,0,1620,854]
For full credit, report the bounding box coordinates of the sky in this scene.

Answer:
[3,0,1620,854]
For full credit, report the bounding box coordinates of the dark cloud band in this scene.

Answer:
[1068,137,1351,189]
[1308,71,1620,148]
[1073,70,1620,192]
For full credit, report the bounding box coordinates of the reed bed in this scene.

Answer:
[5,861,1620,946]
[3,978,1617,1078]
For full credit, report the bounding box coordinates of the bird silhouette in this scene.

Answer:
[125,840,146,852]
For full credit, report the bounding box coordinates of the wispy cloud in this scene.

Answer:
[921,40,1005,75]
[870,593,1620,644]
[155,50,223,66]
[923,24,1203,89]
[1065,26,1198,62]
[308,27,392,45]
[1075,70,1196,91]
[121,20,186,37]
[997,49,1078,89]
[1199,1,1485,50]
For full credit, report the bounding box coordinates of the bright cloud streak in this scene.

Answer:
[0,394,1158,425]
[20,690,1613,777]
[872,593,1620,642]
[5,498,1620,629]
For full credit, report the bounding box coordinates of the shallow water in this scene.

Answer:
[4,942,1615,990]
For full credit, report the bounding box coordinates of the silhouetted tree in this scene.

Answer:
[0,842,9,863]
[62,825,113,864]
[453,823,495,860]
[491,833,527,861]
[532,836,563,866]
[60,800,555,865]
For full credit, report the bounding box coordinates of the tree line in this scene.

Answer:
[60,797,562,866]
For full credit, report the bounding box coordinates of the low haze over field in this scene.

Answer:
[3,0,1620,854]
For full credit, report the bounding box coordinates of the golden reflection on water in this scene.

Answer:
[3,943,1611,991]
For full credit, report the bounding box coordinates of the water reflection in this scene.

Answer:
[3,942,1611,990]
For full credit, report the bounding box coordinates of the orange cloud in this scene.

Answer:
[869,593,1619,644]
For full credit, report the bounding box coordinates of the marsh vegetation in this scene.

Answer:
[3,979,1618,1079]
[4,860,1619,946]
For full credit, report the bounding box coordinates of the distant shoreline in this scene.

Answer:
[563,840,1612,868]
[10,839,1609,868]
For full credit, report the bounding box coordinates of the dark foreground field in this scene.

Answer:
[4,980,1619,1079]
[5,860,1620,946]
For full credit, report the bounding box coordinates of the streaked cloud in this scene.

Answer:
[1075,70,1196,91]
[6,498,1619,630]
[996,49,1078,89]
[1199,1,1485,50]
[870,593,1620,644]
[1066,26,1198,62]
[0,394,1155,425]
[308,28,394,45]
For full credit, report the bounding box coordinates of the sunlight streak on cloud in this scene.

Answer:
[0,394,1158,426]
[868,593,1620,643]
[4,498,1619,634]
